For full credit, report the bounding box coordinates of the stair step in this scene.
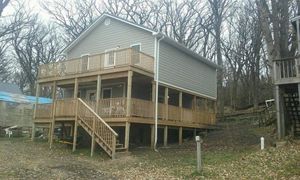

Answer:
[116,147,128,152]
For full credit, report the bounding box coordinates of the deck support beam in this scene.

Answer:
[275,85,285,139]
[179,127,183,145]
[124,122,131,150]
[73,100,79,152]
[150,125,154,148]
[163,125,168,147]
[32,83,40,141]
[74,78,78,98]
[50,81,57,149]
[96,75,101,114]
[126,71,133,117]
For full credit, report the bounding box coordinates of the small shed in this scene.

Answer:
[0,89,51,128]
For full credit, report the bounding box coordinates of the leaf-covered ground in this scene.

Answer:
[0,118,299,179]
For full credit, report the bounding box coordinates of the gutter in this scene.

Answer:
[152,32,164,151]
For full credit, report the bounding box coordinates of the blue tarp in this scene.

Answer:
[0,91,52,104]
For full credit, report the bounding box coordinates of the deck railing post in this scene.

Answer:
[49,81,56,149]
[32,82,40,141]
[126,71,133,117]
[91,116,96,157]
[73,99,79,152]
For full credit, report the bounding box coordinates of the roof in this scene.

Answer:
[0,91,52,104]
[0,83,22,94]
[63,13,218,69]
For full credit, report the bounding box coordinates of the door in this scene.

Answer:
[131,44,141,64]
[102,88,113,115]
[104,49,116,68]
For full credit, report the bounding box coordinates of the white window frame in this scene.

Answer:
[80,54,90,71]
[104,48,116,68]
[130,43,142,64]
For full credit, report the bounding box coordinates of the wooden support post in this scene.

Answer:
[91,117,96,157]
[48,123,52,143]
[150,125,155,148]
[179,92,183,122]
[126,71,133,117]
[275,85,285,139]
[50,81,57,149]
[32,83,40,141]
[74,78,78,98]
[179,127,183,145]
[163,126,168,147]
[164,87,168,120]
[73,100,79,152]
[31,123,36,141]
[124,122,131,150]
[96,75,101,114]
[193,128,197,138]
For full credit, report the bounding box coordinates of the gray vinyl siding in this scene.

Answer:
[67,17,154,59]
[159,41,217,98]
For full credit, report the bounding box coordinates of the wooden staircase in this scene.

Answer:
[283,93,300,137]
[75,98,118,159]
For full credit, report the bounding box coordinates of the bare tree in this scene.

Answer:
[0,0,9,16]
[41,0,102,43]
[11,10,63,94]
[207,0,234,116]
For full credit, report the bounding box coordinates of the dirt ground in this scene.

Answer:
[0,118,300,179]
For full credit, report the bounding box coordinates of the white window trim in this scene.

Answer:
[80,54,90,70]
[130,43,142,64]
[104,48,117,68]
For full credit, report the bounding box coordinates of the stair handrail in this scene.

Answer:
[77,98,118,137]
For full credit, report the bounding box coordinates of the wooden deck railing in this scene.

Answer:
[38,48,154,79]
[77,98,117,158]
[35,97,216,125]
[35,103,52,119]
[55,98,77,117]
[273,56,300,83]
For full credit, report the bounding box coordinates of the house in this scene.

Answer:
[0,83,51,128]
[33,13,218,159]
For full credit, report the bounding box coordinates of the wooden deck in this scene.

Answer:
[34,98,216,128]
[38,48,154,82]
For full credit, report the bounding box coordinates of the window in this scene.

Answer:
[81,54,89,71]
[104,49,116,68]
[130,44,141,64]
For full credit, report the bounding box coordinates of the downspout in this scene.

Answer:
[153,33,164,151]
